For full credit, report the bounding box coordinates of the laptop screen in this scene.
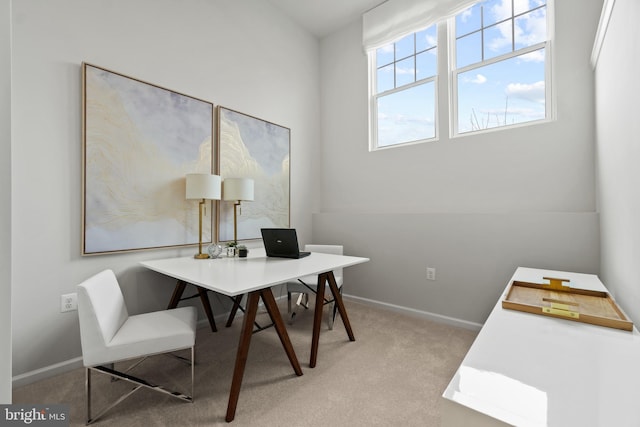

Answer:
[261,228,309,258]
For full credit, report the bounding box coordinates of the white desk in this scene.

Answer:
[140,251,369,422]
[442,267,640,427]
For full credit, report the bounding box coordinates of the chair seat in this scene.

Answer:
[286,275,343,294]
[83,306,197,367]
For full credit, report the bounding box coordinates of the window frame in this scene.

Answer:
[367,0,555,151]
[449,1,554,138]
[368,28,440,151]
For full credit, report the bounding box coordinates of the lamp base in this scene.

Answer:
[194,253,210,259]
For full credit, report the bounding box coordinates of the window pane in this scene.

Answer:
[515,7,546,50]
[377,83,435,147]
[457,32,482,68]
[483,0,511,27]
[416,50,437,81]
[395,34,414,60]
[416,25,437,52]
[484,20,513,61]
[377,64,394,93]
[457,48,546,134]
[396,57,415,87]
[376,44,394,68]
[456,4,481,37]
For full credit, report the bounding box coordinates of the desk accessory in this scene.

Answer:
[207,243,223,259]
[223,177,254,246]
[186,173,221,259]
[502,276,633,331]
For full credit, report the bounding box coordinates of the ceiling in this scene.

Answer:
[268,0,386,38]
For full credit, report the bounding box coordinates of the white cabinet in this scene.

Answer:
[442,267,640,427]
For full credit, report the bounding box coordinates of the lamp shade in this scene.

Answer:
[185,173,221,200]
[223,178,254,201]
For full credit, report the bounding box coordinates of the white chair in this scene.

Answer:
[286,244,344,330]
[77,269,197,424]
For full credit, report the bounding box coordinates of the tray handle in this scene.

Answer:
[542,277,570,291]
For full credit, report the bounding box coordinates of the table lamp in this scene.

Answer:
[186,173,221,259]
[223,178,254,245]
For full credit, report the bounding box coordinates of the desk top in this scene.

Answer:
[140,250,369,297]
[442,267,640,427]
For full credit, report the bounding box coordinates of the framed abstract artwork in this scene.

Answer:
[217,107,290,242]
[82,63,215,255]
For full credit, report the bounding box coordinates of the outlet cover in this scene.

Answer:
[60,293,77,312]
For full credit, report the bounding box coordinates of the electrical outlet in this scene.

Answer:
[426,267,436,281]
[60,293,77,312]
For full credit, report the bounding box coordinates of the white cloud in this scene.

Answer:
[379,44,394,54]
[514,7,547,47]
[490,0,512,22]
[472,74,487,84]
[396,66,415,75]
[487,21,512,52]
[506,80,545,103]
[459,6,474,23]
[464,74,487,84]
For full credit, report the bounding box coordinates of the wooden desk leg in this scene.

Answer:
[327,271,355,341]
[310,271,356,368]
[168,280,187,309]
[310,273,327,368]
[197,287,217,332]
[225,292,260,423]
[226,295,244,327]
[260,288,303,376]
[168,280,217,332]
[225,289,303,422]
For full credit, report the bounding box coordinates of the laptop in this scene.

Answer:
[261,228,311,259]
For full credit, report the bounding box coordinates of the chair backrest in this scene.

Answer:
[304,244,344,278]
[77,269,129,366]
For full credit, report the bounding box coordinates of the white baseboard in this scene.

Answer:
[12,356,84,389]
[13,294,480,388]
[343,294,483,332]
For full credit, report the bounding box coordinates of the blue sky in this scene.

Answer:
[375,0,547,145]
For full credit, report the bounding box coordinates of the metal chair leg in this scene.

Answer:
[86,368,90,425]
[191,346,195,402]
[85,348,194,425]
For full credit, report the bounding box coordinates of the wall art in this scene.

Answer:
[217,107,290,242]
[82,63,214,255]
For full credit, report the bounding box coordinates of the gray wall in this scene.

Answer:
[316,0,603,325]
[595,0,640,323]
[1,0,11,404]
[10,0,320,382]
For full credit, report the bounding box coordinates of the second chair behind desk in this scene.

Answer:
[286,244,344,330]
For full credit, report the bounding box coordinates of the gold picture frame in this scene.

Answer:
[82,63,215,255]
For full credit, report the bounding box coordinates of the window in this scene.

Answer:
[367,0,552,150]
[371,25,438,149]
[453,0,549,135]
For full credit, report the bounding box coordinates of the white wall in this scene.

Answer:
[316,0,603,325]
[595,0,640,323]
[1,0,11,404]
[11,0,320,382]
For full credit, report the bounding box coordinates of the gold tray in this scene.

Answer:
[502,277,633,331]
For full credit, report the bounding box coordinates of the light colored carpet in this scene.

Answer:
[12,298,477,426]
